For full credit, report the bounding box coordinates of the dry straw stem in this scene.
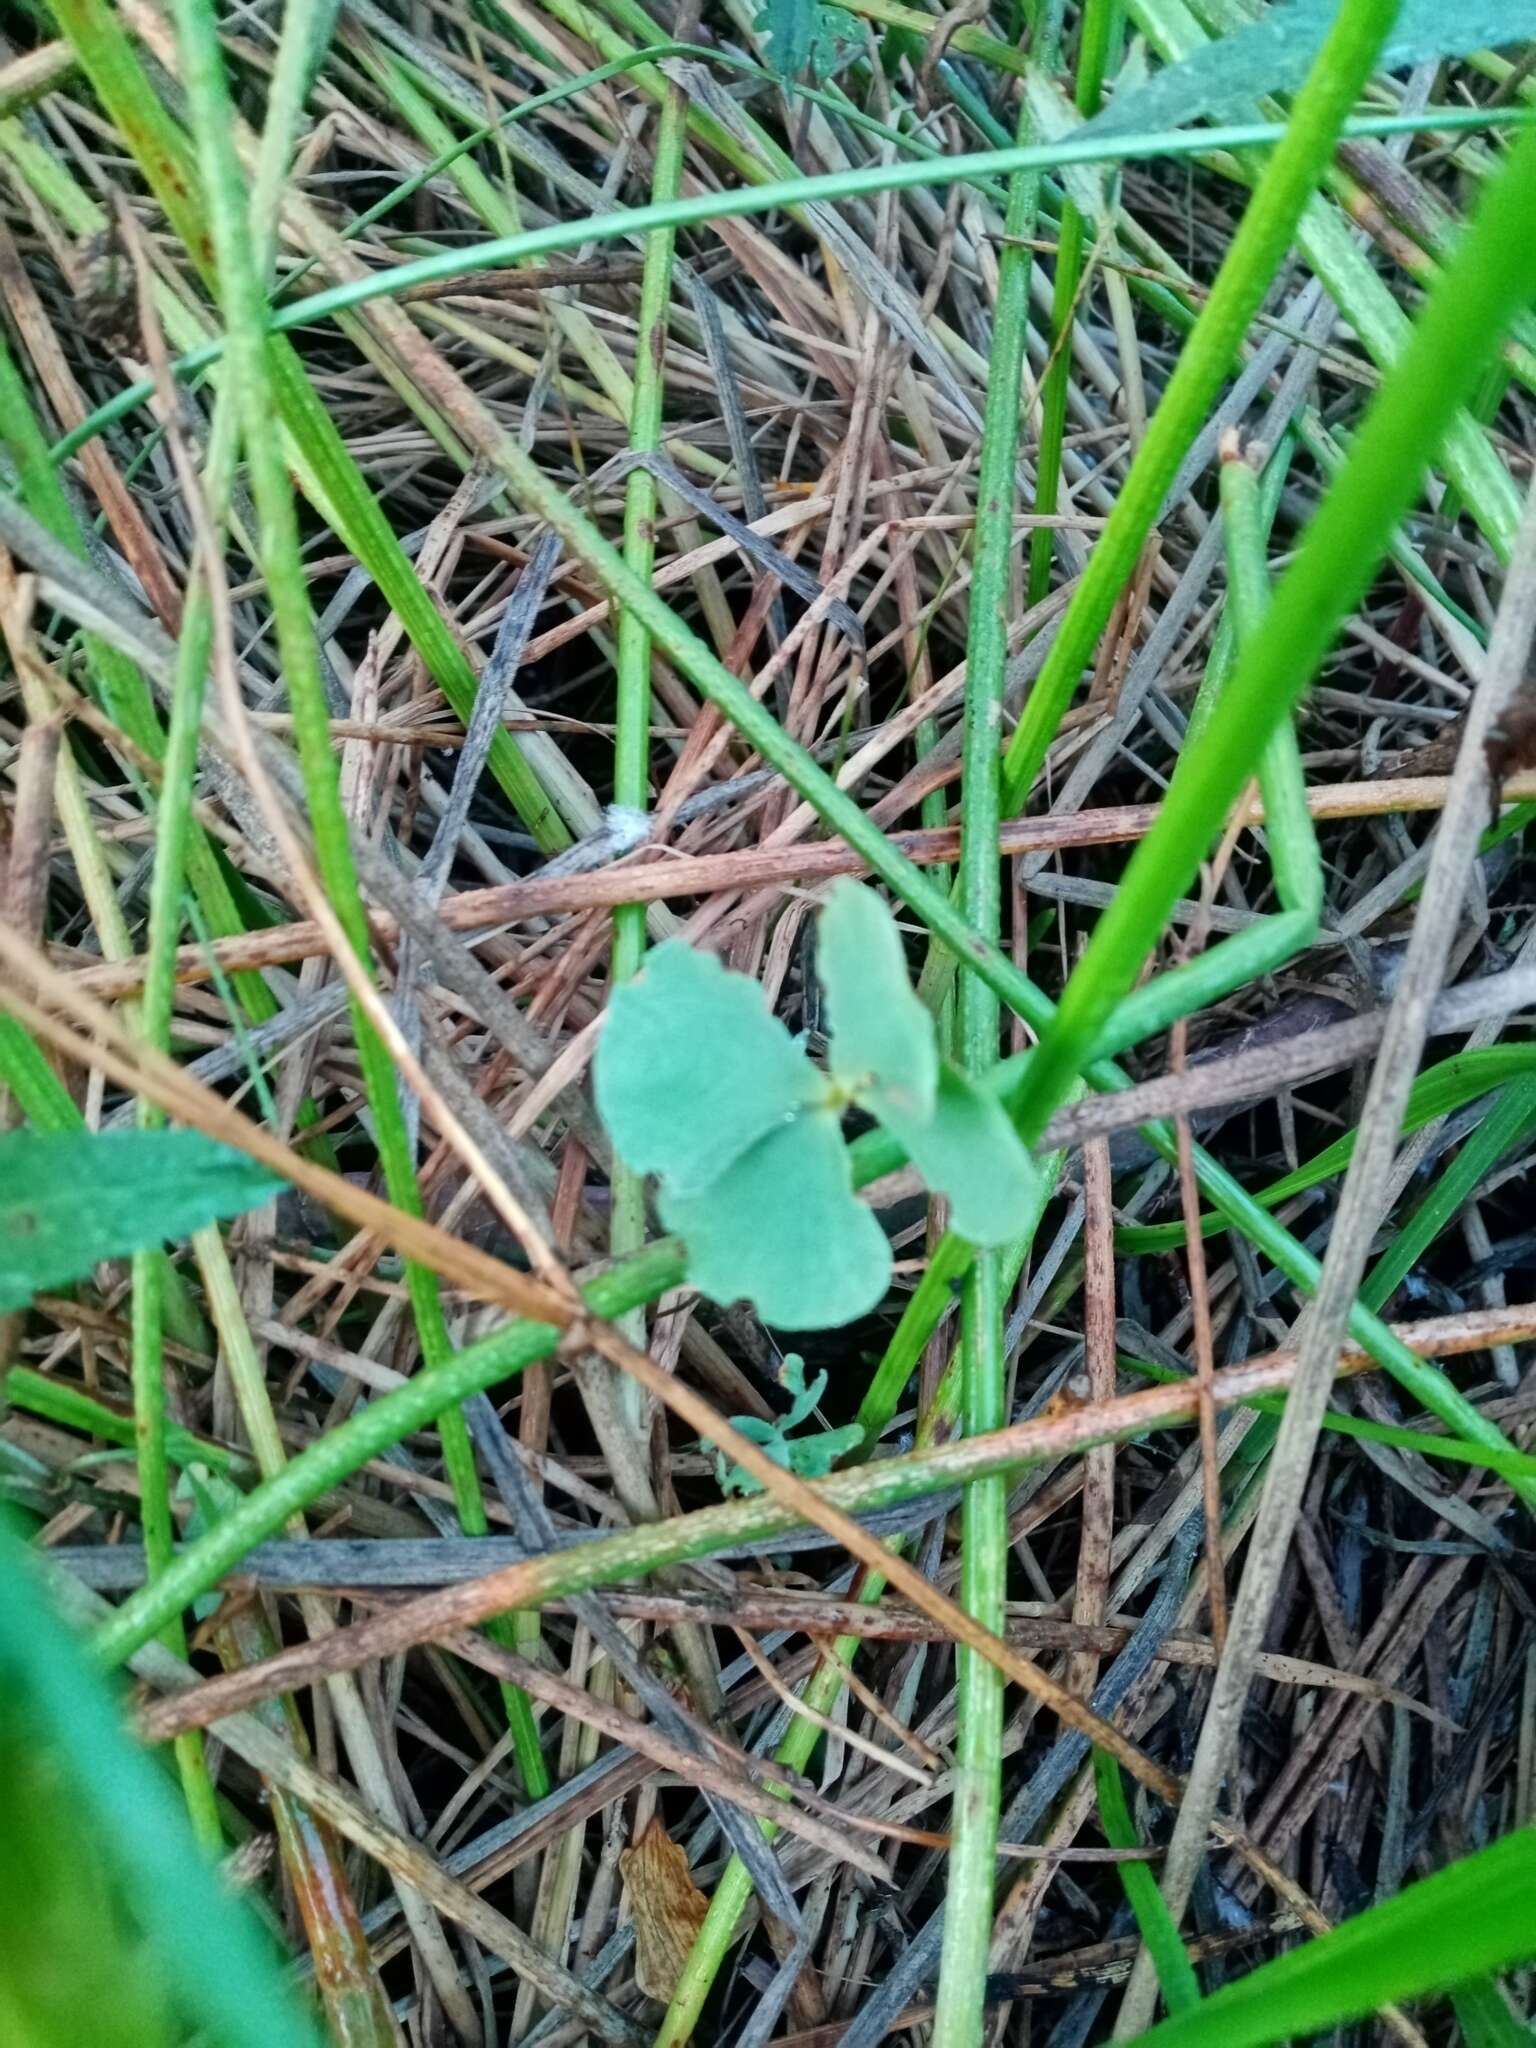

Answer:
[1069,1138,1118,1700]
[54,771,1536,1000]
[1115,471,1536,2037]
[134,1300,1536,1741]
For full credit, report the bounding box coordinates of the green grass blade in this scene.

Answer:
[1450,1974,1531,2047]
[1360,1080,1536,1314]
[0,1016,83,1133]
[1001,0,1406,811]
[933,66,1045,2034]
[1118,1049,1536,1253]
[1126,1828,1536,2048]
[1007,118,1536,1144]
[1095,1750,1202,2017]
[609,52,687,1373]
[45,106,1536,469]
[0,1520,322,2048]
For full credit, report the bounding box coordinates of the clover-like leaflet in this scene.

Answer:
[594,881,1037,1328]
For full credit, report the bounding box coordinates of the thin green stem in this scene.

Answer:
[610,58,687,1378]
[1219,448,1323,925]
[44,108,1534,470]
[657,1146,1061,2047]
[1007,118,1536,1145]
[87,1290,1536,1694]
[166,0,545,1794]
[1026,0,1116,608]
[247,0,334,281]
[127,392,238,1858]
[933,77,1044,2041]
[1002,0,1406,811]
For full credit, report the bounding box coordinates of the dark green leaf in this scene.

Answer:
[0,1131,283,1312]
[1450,1974,1529,2048]
[820,879,938,1120]
[660,1112,890,1327]
[595,940,822,1197]
[878,1066,1039,1247]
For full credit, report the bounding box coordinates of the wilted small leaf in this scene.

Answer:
[177,1467,248,1622]
[595,941,821,1197]
[620,1818,709,2003]
[819,880,938,1120]
[0,1130,283,1312]
[878,1066,1040,1248]
[660,1111,890,1328]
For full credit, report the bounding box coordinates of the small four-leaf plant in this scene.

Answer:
[595,880,1038,1328]
[710,1352,864,1497]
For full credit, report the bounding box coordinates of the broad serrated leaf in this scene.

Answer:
[595,941,822,1197]
[819,880,938,1120]
[754,0,862,80]
[660,1112,891,1328]
[1086,0,1536,141]
[808,2,862,77]
[878,1066,1040,1248]
[0,1131,283,1312]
